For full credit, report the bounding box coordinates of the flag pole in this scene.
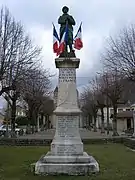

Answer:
[74,22,82,40]
[65,21,68,59]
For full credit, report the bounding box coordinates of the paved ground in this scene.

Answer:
[19,128,126,139]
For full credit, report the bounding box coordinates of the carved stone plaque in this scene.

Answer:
[59,68,76,83]
[57,116,78,138]
[57,144,77,155]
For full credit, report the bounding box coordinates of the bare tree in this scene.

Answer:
[99,70,125,136]
[89,76,106,133]
[102,24,135,81]
[22,68,52,128]
[81,88,98,132]
[0,7,43,136]
[0,7,41,96]
[39,97,54,129]
[101,24,135,135]
[106,95,110,135]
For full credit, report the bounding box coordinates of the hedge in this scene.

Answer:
[0,137,126,146]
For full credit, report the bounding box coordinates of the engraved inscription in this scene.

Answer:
[59,68,76,83]
[57,116,78,138]
[57,144,77,155]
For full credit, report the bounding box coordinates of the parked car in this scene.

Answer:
[0,125,22,136]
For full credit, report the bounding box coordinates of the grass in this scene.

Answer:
[0,144,135,180]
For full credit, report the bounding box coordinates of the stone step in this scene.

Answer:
[42,151,95,163]
[33,159,99,175]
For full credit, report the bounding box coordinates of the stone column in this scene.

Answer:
[133,110,135,137]
[51,114,56,128]
[43,116,46,125]
[51,58,83,155]
[37,116,40,132]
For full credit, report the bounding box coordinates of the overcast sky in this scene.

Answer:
[0,0,135,108]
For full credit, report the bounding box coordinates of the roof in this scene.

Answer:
[117,111,133,118]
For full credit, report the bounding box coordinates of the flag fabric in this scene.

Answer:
[74,23,83,50]
[53,24,59,54]
[57,23,68,55]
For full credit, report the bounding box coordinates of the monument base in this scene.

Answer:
[32,152,99,175]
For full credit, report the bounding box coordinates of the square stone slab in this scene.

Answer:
[33,151,99,175]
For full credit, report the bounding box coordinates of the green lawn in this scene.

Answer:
[0,144,135,180]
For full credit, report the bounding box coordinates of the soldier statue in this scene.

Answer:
[58,6,76,57]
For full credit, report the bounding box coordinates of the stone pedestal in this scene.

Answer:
[33,57,99,175]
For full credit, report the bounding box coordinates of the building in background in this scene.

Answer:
[16,105,26,117]
[97,103,135,132]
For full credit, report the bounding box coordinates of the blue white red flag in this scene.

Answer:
[53,24,59,54]
[74,23,83,50]
[57,24,68,55]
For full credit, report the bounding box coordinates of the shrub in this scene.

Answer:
[15,116,28,126]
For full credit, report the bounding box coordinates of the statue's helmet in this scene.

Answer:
[62,6,69,13]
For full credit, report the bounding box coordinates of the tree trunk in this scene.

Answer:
[100,107,105,133]
[11,98,16,137]
[37,115,40,132]
[27,106,33,134]
[40,113,44,131]
[93,114,97,132]
[106,98,110,135]
[112,105,119,136]
[29,111,32,125]
[5,102,10,137]
[28,107,33,125]
[40,113,44,125]
[32,111,37,133]
[88,114,92,130]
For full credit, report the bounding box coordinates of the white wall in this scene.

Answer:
[117,119,126,132]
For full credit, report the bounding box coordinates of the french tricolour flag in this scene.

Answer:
[74,23,83,50]
[53,24,59,54]
[57,24,68,55]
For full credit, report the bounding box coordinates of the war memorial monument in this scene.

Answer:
[33,6,99,175]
